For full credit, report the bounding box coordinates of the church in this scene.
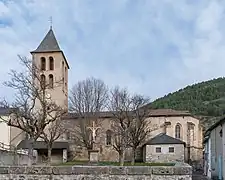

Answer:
[16,27,203,165]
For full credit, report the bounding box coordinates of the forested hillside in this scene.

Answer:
[149,77,225,129]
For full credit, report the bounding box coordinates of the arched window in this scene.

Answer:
[62,61,64,79]
[40,74,46,89]
[86,129,93,149]
[49,57,54,70]
[175,124,182,139]
[62,61,64,90]
[65,67,67,82]
[49,74,53,88]
[64,131,70,140]
[106,130,112,145]
[65,67,67,89]
[41,57,46,70]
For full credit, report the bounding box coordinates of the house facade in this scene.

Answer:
[204,117,225,180]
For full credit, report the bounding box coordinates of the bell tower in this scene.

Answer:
[30,27,69,110]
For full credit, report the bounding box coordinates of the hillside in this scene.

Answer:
[149,77,225,129]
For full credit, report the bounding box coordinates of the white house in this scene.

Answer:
[204,117,225,180]
[0,107,25,149]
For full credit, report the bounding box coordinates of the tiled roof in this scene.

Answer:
[63,109,191,119]
[148,109,190,116]
[144,133,185,145]
[31,29,61,53]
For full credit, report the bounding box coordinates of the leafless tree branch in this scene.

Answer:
[69,77,108,150]
[108,87,132,166]
[0,55,66,166]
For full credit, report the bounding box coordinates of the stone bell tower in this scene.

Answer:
[30,27,69,110]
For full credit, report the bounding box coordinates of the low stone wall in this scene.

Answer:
[0,149,30,166]
[0,163,192,180]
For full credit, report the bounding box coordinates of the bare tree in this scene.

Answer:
[1,55,66,166]
[39,118,66,165]
[128,95,151,165]
[108,87,132,166]
[109,87,153,165]
[69,77,108,150]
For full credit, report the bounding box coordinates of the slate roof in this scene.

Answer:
[0,107,16,116]
[17,140,69,150]
[30,28,70,69]
[144,133,186,146]
[32,29,61,53]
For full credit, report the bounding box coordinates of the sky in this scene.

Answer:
[0,0,225,102]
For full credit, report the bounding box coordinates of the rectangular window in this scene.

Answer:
[169,147,174,153]
[156,147,161,153]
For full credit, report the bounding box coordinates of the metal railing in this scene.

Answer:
[0,142,28,155]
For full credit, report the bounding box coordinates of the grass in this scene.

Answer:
[56,160,175,166]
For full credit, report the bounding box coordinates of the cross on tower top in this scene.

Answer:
[49,16,53,29]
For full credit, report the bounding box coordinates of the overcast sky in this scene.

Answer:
[0,0,225,102]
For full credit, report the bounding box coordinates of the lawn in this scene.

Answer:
[57,160,175,166]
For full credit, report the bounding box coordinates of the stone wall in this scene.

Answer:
[0,150,30,166]
[144,144,185,163]
[0,163,192,180]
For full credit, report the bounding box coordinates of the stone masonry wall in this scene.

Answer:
[0,163,192,180]
[145,144,185,163]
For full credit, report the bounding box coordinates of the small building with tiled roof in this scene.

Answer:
[143,133,186,163]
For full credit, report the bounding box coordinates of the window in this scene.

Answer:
[49,57,54,70]
[65,67,67,83]
[156,147,161,153]
[175,124,181,139]
[66,131,70,140]
[62,61,64,86]
[41,57,46,70]
[40,74,46,89]
[220,129,223,137]
[169,147,174,153]
[106,130,112,145]
[49,74,53,88]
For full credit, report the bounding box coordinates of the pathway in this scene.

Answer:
[192,171,210,180]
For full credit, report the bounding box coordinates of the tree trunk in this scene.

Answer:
[28,138,34,166]
[131,148,136,165]
[47,147,52,166]
[119,150,125,166]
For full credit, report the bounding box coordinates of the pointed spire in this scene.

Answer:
[31,28,61,53]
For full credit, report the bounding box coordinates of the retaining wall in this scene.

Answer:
[0,163,192,180]
[0,149,30,166]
